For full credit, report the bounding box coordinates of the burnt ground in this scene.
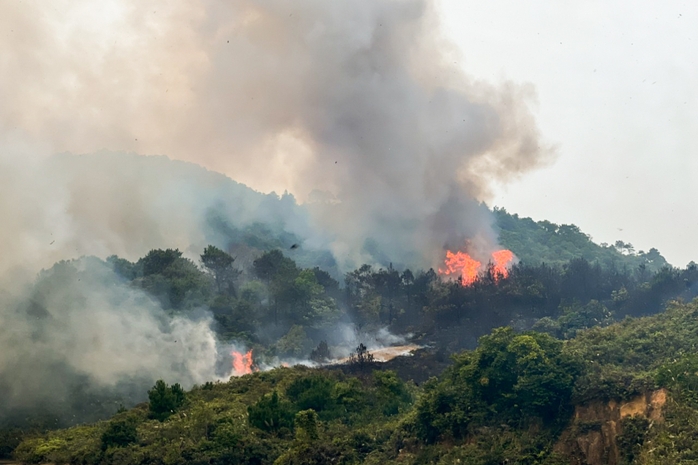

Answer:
[329,347,452,385]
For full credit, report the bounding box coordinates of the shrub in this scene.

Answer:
[101,416,138,450]
[247,391,294,433]
[148,380,186,421]
[286,375,336,413]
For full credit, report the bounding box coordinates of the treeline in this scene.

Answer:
[100,244,698,358]
[494,207,669,271]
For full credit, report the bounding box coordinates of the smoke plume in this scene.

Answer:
[0,0,553,423]
[1,0,552,270]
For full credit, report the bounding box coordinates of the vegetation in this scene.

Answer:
[14,300,698,464]
[8,209,698,464]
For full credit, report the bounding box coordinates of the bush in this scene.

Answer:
[101,416,138,449]
[373,371,412,416]
[414,327,580,442]
[618,415,650,464]
[148,380,186,421]
[247,391,295,433]
[286,375,336,413]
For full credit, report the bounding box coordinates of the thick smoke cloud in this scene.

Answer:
[0,149,318,424]
[0,256,227,425]
[0,0,552,270]
[0,0,552,422]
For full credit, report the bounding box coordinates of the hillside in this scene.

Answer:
[11,299,698,465]
[1,235,693,435]
[0,154,682,463]
[494,208,669,272]
[46,153,668,276]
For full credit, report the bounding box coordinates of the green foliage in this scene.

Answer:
[349,343,375,367]
[415,328,579,443]
[247,391,295,433]
[286,375,336,414]
[13,230,698,465]
[135,249,211,309]
[617,415,650,464]
[100,414,139,450]
[373,371,412,416]
[148,380,186,421]
[106,255,137,280]
[534,300,614,339]
[310,340,331,363]
[275,325,312,358]
[656,354,698,406]
[568,299,698,401]
[494,207,669,272]
[201,245,239,295]
[138,248,183,276]
[294,409,319,442]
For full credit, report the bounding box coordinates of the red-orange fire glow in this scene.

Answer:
[491,249,515,280]
[438,250,482,286]
[438,248,515,286]
[231,349,254,376]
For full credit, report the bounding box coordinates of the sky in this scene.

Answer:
[1,0,696,267]
[439,0,698,266]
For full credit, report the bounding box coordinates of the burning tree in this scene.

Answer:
[438,247,515,286]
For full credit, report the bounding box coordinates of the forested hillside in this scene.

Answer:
[11,299,698,465]
[494,208,669,271]
[0,159,688,463]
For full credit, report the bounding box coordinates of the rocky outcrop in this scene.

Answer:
[555,389,667,465]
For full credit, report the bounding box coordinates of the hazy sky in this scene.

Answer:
[439,1,698,266]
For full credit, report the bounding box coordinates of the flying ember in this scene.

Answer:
[231,349,254,376]
[438,248,515,285]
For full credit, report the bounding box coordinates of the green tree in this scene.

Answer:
[138,249,182,276]
[101,415,139,449]
[286,375,336,414]
[200,245,239,295]
[415,327,580,442]
[247,391,295,433]
[294,409,319,442]
[148,380,186,421]
[349,343,375,367]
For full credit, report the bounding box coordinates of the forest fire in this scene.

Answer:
[231,349,255,376]
[438,248,515,285]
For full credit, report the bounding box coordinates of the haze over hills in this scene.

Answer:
[1,0,695,463]
[11,150,669,278]
[0,151,685,440]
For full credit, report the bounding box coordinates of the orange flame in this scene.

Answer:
[438,248,515,286]
[438,250,482,285]
[491,249,515,280]
[231,349,254,376]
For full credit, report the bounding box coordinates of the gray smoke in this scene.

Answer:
[0,0,552,270]
[0,256,226,425]
[0,0,553,423]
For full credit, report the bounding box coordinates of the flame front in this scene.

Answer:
[439,248,515,286]
[491,249,514,280]
[231,349,254,376]
[438,250,482,285]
